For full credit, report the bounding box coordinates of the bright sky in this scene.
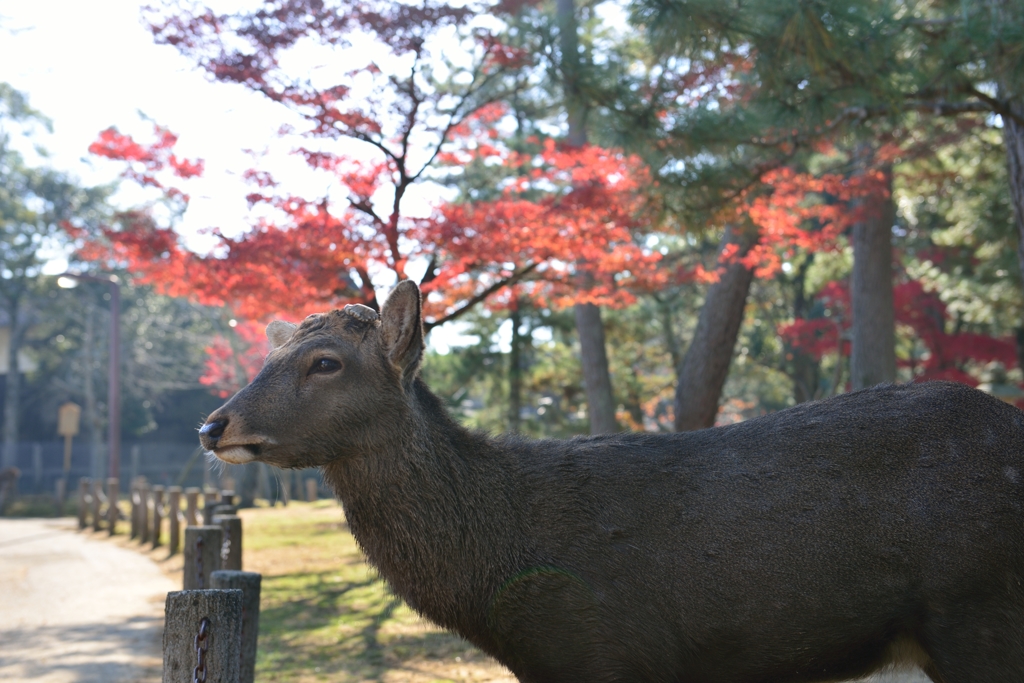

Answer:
[0,0,494,349]
[0,0,341,261]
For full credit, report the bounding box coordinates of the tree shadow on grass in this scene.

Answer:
[256,569,485,682]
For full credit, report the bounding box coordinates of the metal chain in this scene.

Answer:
[195,536,204,589]
[221,524,231,564]
[193,617,210,683]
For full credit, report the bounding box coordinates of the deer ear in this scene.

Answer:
[266,320,298,349]
[381,280,424,384]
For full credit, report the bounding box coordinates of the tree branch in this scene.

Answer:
[423,262,539,331]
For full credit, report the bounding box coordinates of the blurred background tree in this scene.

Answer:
[3,0,1024,479]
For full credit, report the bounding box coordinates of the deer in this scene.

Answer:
[199,281,1024,683]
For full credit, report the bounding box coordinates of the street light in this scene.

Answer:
[58,274,120,532]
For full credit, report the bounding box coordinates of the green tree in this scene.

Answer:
[628,0,1024,407]
[0,84,107,467]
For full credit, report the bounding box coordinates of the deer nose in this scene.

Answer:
[199,418,228,448]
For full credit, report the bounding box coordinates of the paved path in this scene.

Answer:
[0,518,175,683]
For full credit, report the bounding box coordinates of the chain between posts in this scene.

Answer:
[221,524,231,565]
[195,537,204,589]
[193,616,210,683]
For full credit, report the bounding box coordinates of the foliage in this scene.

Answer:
[61,0,1024,438]
[80,0,666,398]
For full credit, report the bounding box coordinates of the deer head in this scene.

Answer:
[198,281,425,468]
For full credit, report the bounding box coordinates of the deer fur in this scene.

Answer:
[200,281,1024,683]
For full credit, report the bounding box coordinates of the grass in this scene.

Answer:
[241,501,514,683]
[90,498,514,682]
[1,494,71,517]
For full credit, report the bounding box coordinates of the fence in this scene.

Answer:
[77,483,266,683]
[66,451,340,682]
[2,440,328,503]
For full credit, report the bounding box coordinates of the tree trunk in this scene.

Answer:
[1006,100,1024,299]
[575,302,617,433]
[850,161,897,391]
[508,303,523,433]
[674,226,756,431]
[558,0,618,433]
[82,303,105,480]
[789,255,820,404]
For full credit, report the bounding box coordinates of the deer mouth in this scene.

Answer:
[212,443,262,464]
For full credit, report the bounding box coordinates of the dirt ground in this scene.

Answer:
[0,517,175,683]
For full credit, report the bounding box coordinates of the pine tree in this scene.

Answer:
[630,0,1024,401]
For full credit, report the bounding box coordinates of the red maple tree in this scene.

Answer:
[779,278,1016,387]
[80,0,662,394]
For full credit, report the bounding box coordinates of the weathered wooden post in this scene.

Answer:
[107,477,119,535]
[184,526,223,590]
[55,478,66,514]
[210,571,261,683]
[214,515,243,571]
[202,488,220,526]
[78,478,90,529]
[163,589,242,683]
[152,485,165,549]
[168,486,182,555]
[92,479,105,531]
[305,478,318,502]
[130,481,140,539]
[185,487,200,526]
[220,489,236,506]
[213,504,238,519]
[133,478,147,538]
[140,482,151,544]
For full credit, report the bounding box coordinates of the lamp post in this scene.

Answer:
[58,274,120,532]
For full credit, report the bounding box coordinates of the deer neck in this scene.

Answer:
[321,379,521,636]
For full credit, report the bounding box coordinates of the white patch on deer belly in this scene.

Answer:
[215,446,255,464]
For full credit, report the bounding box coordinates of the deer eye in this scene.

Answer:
[308,358,341,375]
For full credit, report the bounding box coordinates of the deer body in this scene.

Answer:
[201,282,1024,683]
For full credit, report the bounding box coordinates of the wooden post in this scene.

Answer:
[140,483,151,544]
[305,478,318,502]
[185,487,200,526]
[31,444,42,493]
[213,505,238,519]
[214,515,243,571]
[151,485,165,549]
[78,478,90,529]
[168,486,183,555]
[55,478,67,514]
[210,571,261,683]
[107,477,119,535]
[163,589,242,683]
[130,481,140,539]
[184,526,223,590]
[220,489,236,506]
[92,479,104,531]
[203,489,220,526]
[130,444,140,484]
[135,479,148,538]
